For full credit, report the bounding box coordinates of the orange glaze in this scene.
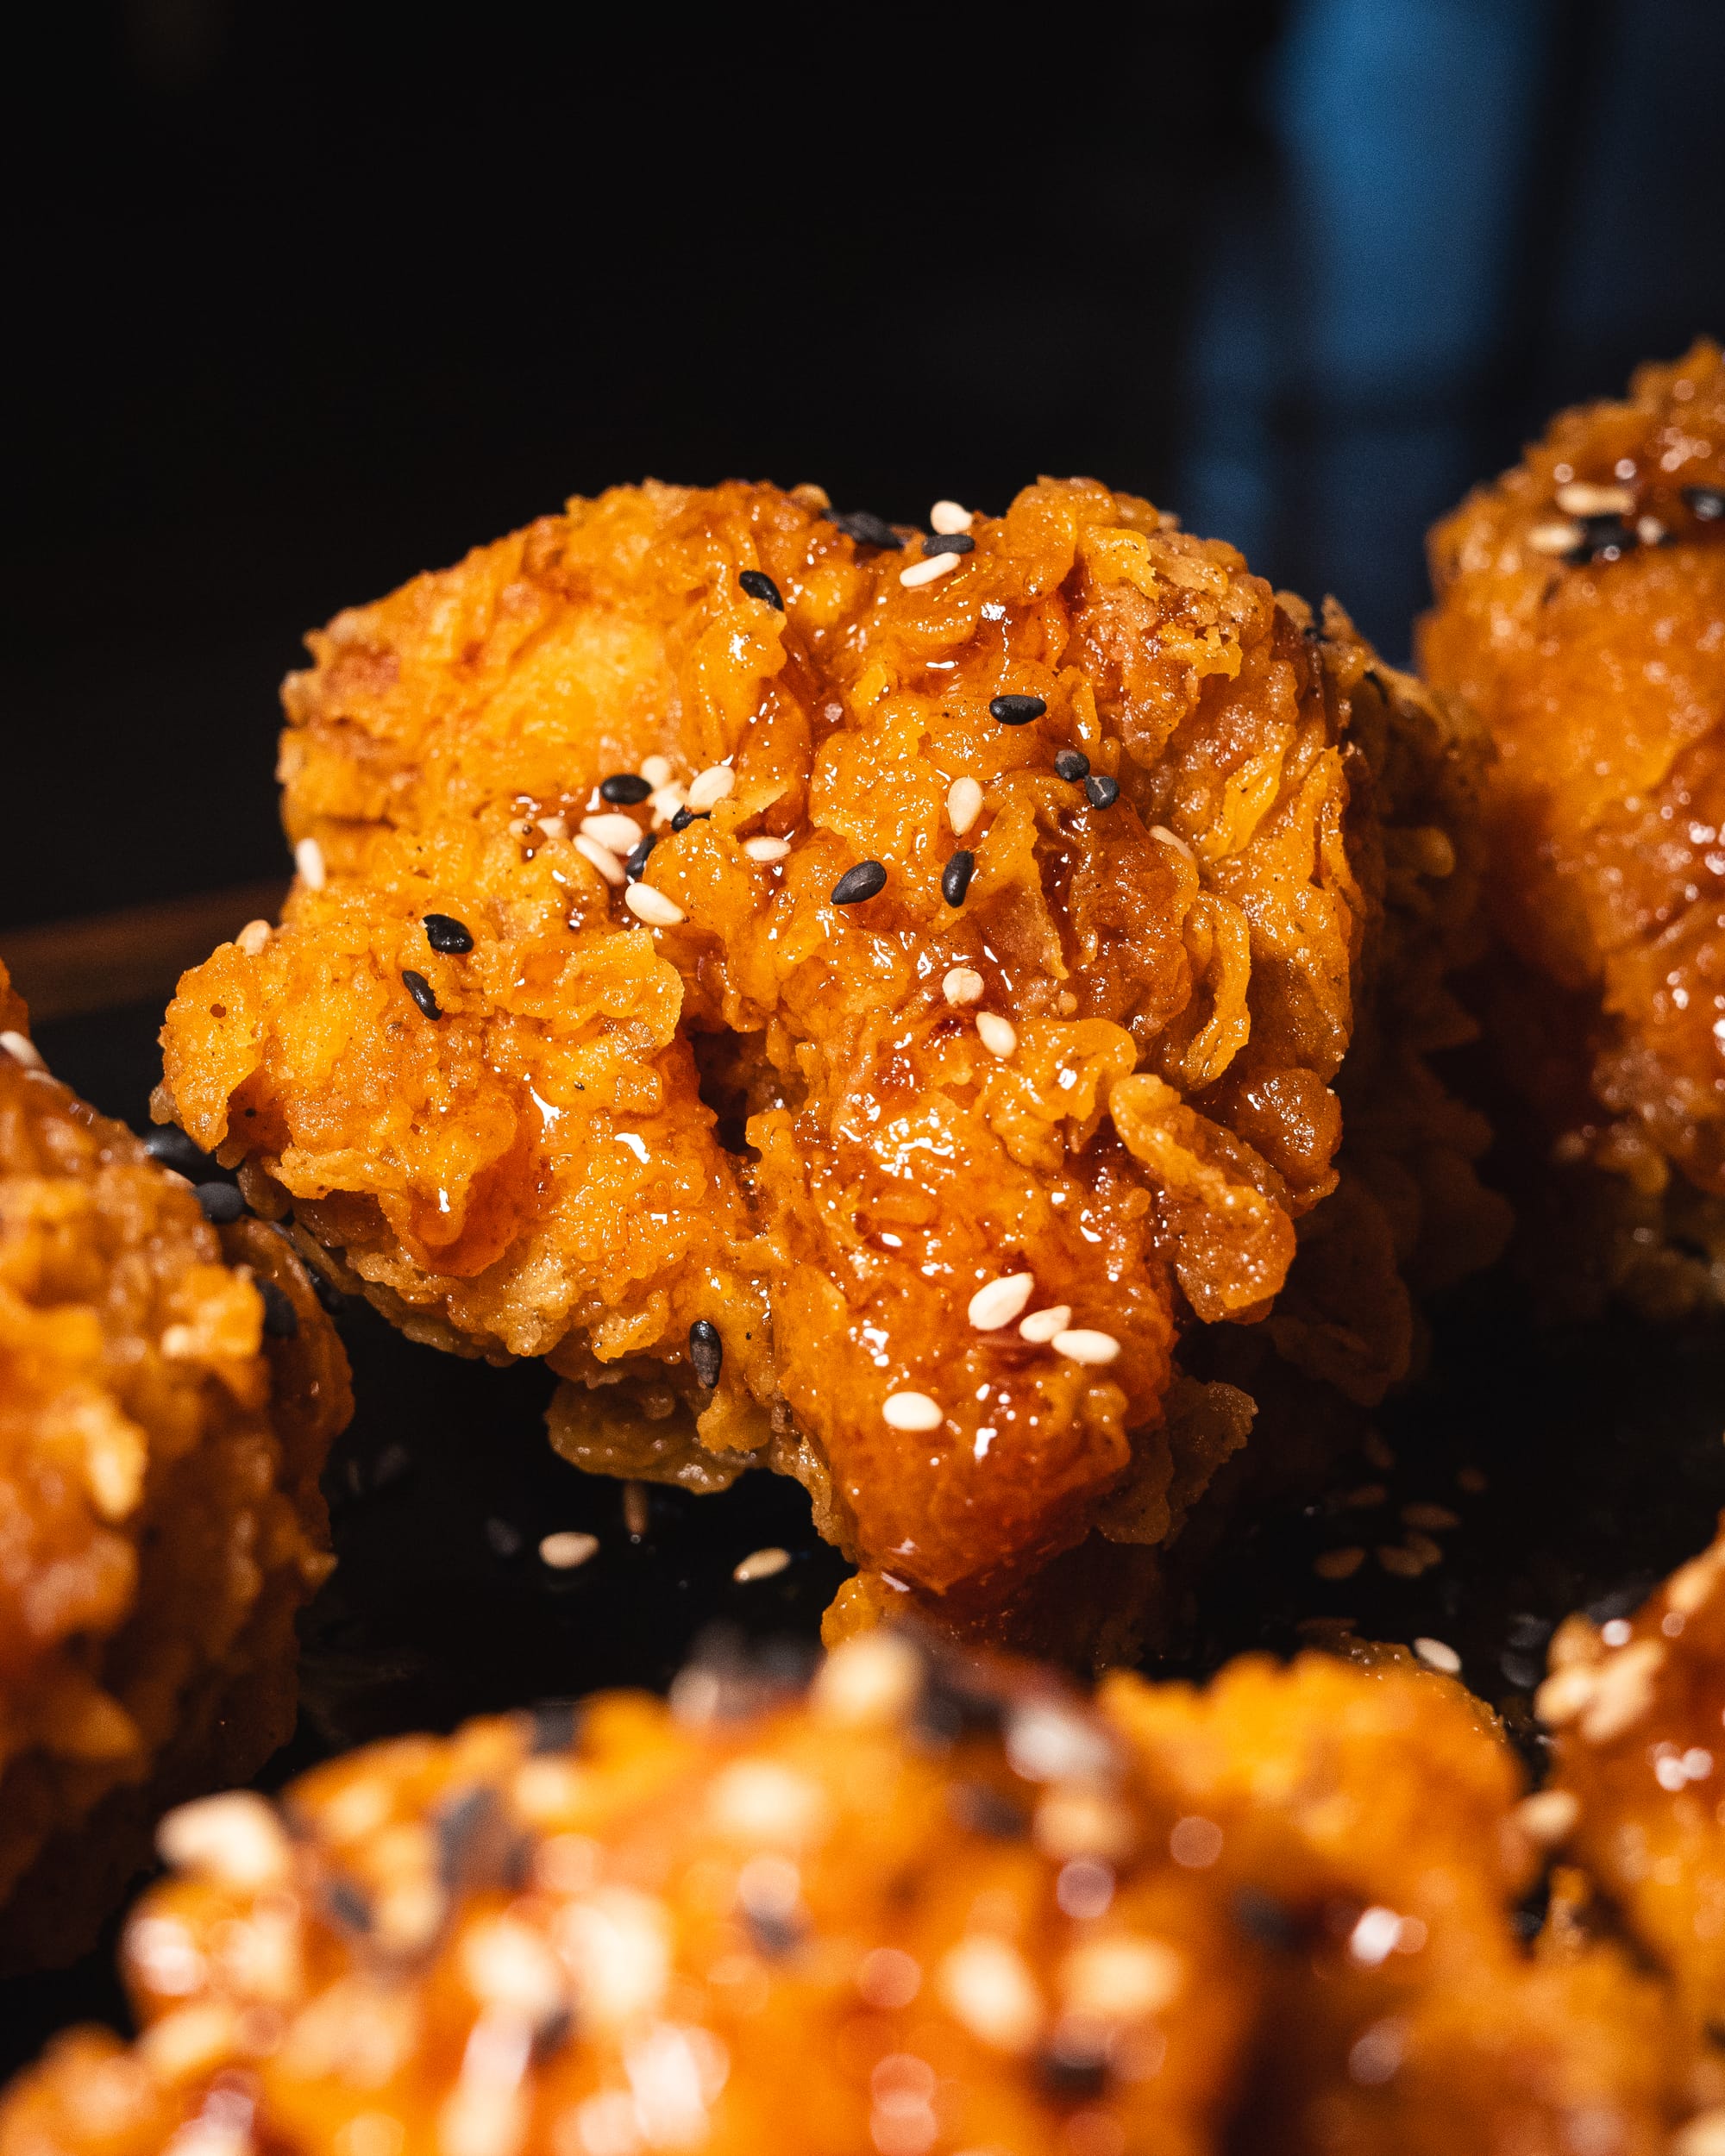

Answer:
[0,1632,1682,2156]
[157,478,1490,1633]
[1423,343,1725,1257]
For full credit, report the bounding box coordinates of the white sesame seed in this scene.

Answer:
[624,883,686,927]
[812,1633,924,1729]
[732,1545,791,1583]
[536,815,568,840]
[938,1936,1043,2054]
[649,783,688,824]
[686,765,736,812]
[1554,480,1634,517]
[900,551,961,589]
[1512,1789,1580,1846]
[157,1791,289,1889]
[1672,2109,1725,2156]
[581,812,645,854]
[1051,1328,1120,1365]
[622,1481,651,1536]
[539,1531,599,1570]
[930,499,974,534]
[743,835,792,862]
[1637,515,1666,546]
[1019,1305,1071,1344]
[574,832,627,887]
[975,1012,1016,1057]
[947,775,984,837]
[1412,1636,1462,1675]
[1060,1937,1183,2020]
[1527,518,1584,555]
[943,966,985,1007]
[294,836,326,890]
[1148,824,1195,863]
[883,1390,944,1432]
[0,1030,45,1071]
[639,755,674,789]
[235,918,273,956]
[1402,1502,1459,1532]
[969,1274,1035,1331]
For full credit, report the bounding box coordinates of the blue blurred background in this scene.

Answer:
[3,0,1722,932]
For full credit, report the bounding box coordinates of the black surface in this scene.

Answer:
[5,997,1725,2078]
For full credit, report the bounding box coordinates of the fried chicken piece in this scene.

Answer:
[1112,1647,1679,2155]
[1540,1517,1725,2090]
[1423,342,1725,1314]
[0,1632,1678,2156]
[0,964,351,1970]
[156,479,1501,1653]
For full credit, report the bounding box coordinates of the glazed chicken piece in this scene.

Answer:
[156,478,1502,1653]
[0,962,351,1969]
[1540,1514,1725,2078]
[1423,341,1725,1313]
[0,1633,1678,2156]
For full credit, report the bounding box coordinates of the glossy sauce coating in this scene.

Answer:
[0,1634,1679,2156]
[1423,342,1725,1295]
[157,479,1492,1630]
[0,961,351,1969]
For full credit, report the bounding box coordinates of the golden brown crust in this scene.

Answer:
[1422,341,1725,1307]
[0,1633,1679,2156]
[157,479,1495,1643]
[0,964,351,1968]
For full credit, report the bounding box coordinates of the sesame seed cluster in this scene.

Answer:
[0,962,352,1971]
[154,476,1498,1650]
[1423,338,1725,1316]
[0,1625,1686,2156]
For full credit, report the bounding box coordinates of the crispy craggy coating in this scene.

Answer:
[1541,1515,1725,2068]
[0,1634,1677,2156]
[0,963,351,1969]
[157,478,1497,1641]
[1423,342,1725,1311]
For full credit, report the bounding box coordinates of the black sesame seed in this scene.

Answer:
[258,1277,299,1339]
[308,1266,348,1316]
[402,969,442,1020]
[941,849,975,906]
[831,859,888,906]
[923,532,975,557]
[599,773,653,805]
[1685,486,1725,523]
[435,1783,506,1891]
[829,509,904,551]
[745,1908,805,1958]
[670,806,709,833]
[1233,1888,1302,1951]
[322,1878,374,1934]
[624,833,657,883]
[739,568,784,609]
[1052,749,1090,782]
[948,1782,1029,1838]
[145,1125,215,1177]
[1083,774,1120,810]
[989,693,1046,726]
[195,1181,245,1225]
[689,1317,724,1388]
[423,912,474,955]
[1038,2051,1110,2103]
[526,1700,583,1755]
[1565,513,1639,565]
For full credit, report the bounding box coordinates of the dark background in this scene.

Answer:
[5,0,1723,937]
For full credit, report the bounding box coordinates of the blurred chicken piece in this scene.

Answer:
[1424,341,1725,1313]
[1542,1514,1725,2083]
[0,1628,1679,2156]
[156,478,1501,1656]
[0,961,350,1969]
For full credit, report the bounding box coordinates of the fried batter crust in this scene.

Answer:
[0,964,351,1969]
[0,1638,1677,2156]
[1423,342,1725,1307]
[1542,1515,1725,2059]
[157,479,1493,1630]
